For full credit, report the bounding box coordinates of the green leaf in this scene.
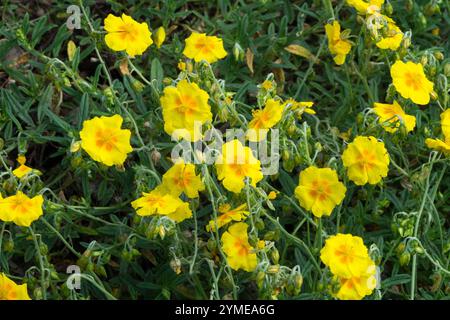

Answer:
[37,85,53,124]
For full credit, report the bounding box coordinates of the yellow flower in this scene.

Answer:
[267,191,278,200]
[320,233,373,278]
[346,0,384,14]
[183,32,227,63]
[177,60,186,71]
[153,26,166,48]
[206,203,249,232]
[12,155,38,179]
[425,109,450,155]
[390,60,434,105]
[70,141,82,153]
[284,98,316,115]
[257,240,266,249]
[261,80,273,91]
[131,186,183,216]
[246,99,284,142]
[0,191,44,227]
[0,273,30,300]
[440,109,450,139]
[131,186,192,223]
[166,202,192,223]
[161,161,205,198]
[375,16,403,51]
[325,21,352,65]
[342,136,390,185]
[215,139,263,193]
[425,138,450,155]
[294,166,347,218]
[104,13,152,57]
[221,222,257,272]
[80,115,133,166]
[333,264,377,300]
[160,80,212,141]
[373,100,416,133]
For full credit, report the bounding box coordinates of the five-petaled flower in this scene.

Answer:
[0,191,44,227]
[131,186,192,223]
[161,161,205,198]
[342,136,390,185]
[221,222,257,272]
[160,80,212,141]
[80,114,133,166]
[215,139,263,193]
[104,13,153,57]
[294,166,347,218]
[390,60,434,105]
[246,99,284,142]
[183,32,227,64]
[320,233,373,279]
[373,100,416,133]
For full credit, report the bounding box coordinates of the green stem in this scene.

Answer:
[261,211,322,273]
[29,227,47,300]
[41,218,81,258]
[410,153,437,300]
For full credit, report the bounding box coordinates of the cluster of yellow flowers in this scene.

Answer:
[320,234,377,300]
[326,0,403,66]
[326,1,441,156]
[293,135,389,219]
[2,1,446,300]
[131,161,205,222]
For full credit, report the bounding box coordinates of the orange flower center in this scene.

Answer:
[145,196,165,209]
[334,244,355,264]
[95,129,118,151]
[175,95,198,116]
[195,39,214,55]
[228,163,249,177]
[117,23,137,41]
[9,198,30,215]
[173,172,192,189]
[404,71,422,91]
[308,180,331,201]
[357,149,376,170]
[233,238,249,257]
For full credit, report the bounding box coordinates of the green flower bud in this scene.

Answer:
[399,252,411,266]
[271,248,280,264]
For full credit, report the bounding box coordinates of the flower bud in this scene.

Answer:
[399,252,411,266]
[405,0,413,12]
[131,78,145,92]
[151,149,161,164]
[271,248,280,264]
[443,63,450,77]
[153,27,166,49]
[267,264,280,274]
[170,258,182,274]
[385,1,393,15]
[433,51,444,61]
[3,238,14,252]
[233,43,244,62]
